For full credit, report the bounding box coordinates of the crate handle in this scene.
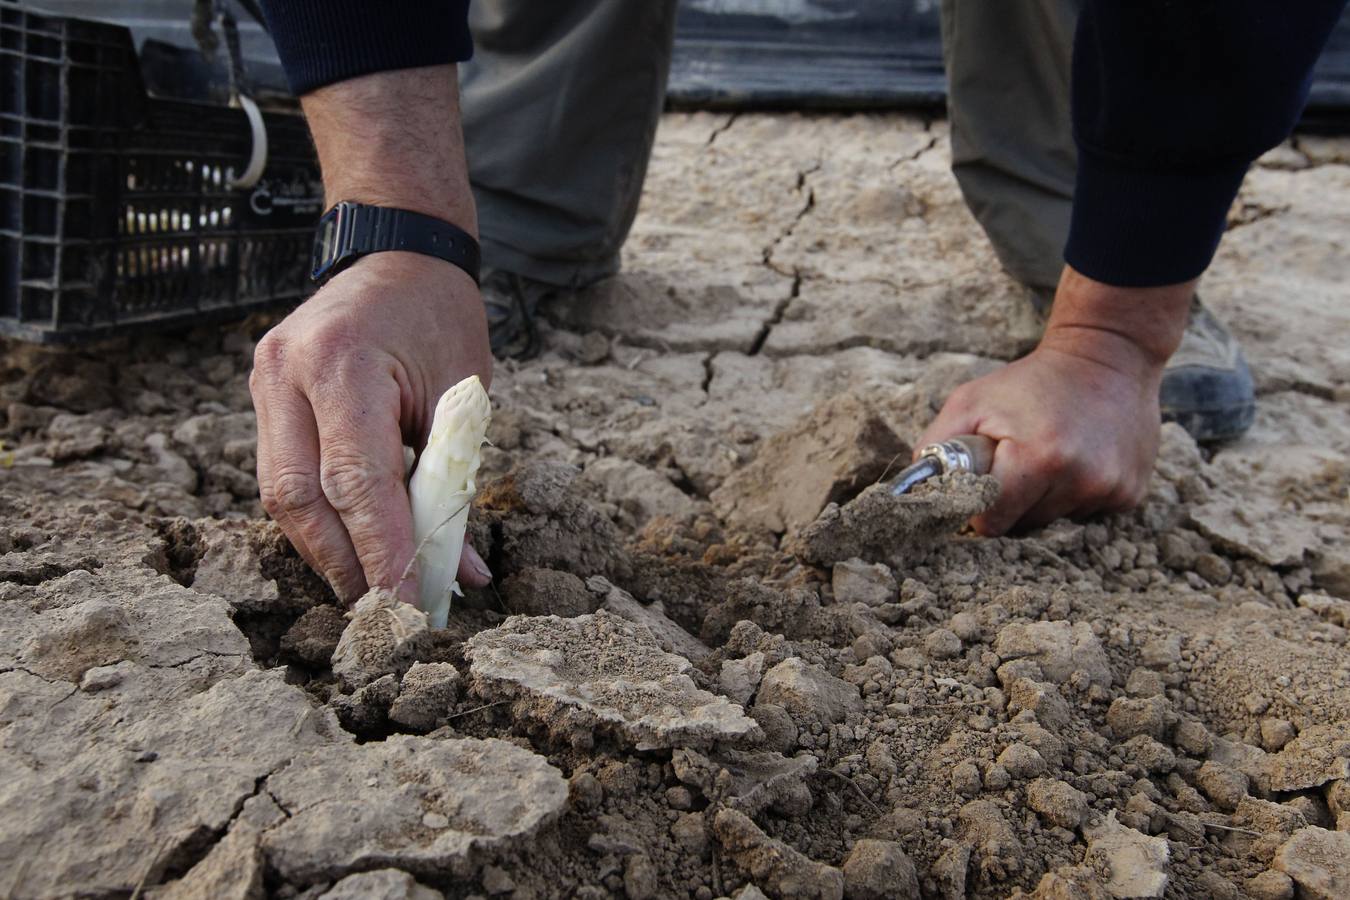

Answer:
[228,94,269,191]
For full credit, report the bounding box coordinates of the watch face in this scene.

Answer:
[311,207,342,282]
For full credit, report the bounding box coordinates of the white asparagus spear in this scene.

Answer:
[408,374,491,628]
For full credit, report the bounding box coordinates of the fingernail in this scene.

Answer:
[465,545,492,582]
[472,556,492,582]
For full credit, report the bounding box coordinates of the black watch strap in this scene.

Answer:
[311,201,481,286]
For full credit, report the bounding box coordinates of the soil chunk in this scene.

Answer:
[154,820,265,900]
[713,808,845,900]
[262,736,567,883]
[318,870,443,900]
[831,558,898,607]
[757,657,864,726]
[711,392,908,536]
[994,621,1112,687]
[841,838,920,899]
[1027,778,1089,830]
[793,472,998,567]
[500,567,595,618]
[388,662,463,732]
[280,604,347,666]
[466,611,759,749]
[1273,826,1350,900]
[331,588,431,690]
[1083,814,1170,898]
[591,575,712,661]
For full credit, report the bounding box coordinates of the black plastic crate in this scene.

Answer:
[0,3,322,343]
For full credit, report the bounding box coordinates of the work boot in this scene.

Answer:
[479,269,555,361]
[1159,297,1255,443]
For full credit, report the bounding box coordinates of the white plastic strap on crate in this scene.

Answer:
[228,94,268,191]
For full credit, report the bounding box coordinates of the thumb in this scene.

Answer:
[457,542,493,589]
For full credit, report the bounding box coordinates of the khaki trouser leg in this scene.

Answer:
[460,0,680,288]
[940,0,1081,298]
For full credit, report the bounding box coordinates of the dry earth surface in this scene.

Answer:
[2,113,1349,900]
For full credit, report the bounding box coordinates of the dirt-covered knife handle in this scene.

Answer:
[916,433,996,477]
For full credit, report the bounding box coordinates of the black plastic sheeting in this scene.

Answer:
[19,0,1350,128]
[667,0,1350,130]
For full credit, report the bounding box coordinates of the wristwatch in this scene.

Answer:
[310,201,481,286]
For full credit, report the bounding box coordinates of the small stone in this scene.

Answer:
[421,812,449,829]
[79,664,127,692]
[1120,736,1175,775]
[749,703,799,755]
[576,331,610,365]
[569,772,603,811]
[1193,871,1239,900]
[930,843,971,899]
[841,838,919,900]
[1194,553,1231,585]
[925,628,962,660]
[1030,865,1111,900]
[890,647,927,670]
[997,743,1047,779]
[1027,778,1089,829]
[280,605,348,667]
[1006,678,1072,731]
[852,633,892,665]
[949,611,982,643]
[983,765,1012,792]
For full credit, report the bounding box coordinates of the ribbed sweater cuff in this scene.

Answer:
[263,1,473,96]
[1064,148,1250,288]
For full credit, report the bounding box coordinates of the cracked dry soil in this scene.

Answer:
[2,114,1349,900]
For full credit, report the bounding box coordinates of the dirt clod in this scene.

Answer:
[713,808,845,900]
[793,473,999,567]
[711,392,908,536]
[331,588,431,690]
[466,611,759,749]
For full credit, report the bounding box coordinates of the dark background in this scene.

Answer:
[19,0,1350,127]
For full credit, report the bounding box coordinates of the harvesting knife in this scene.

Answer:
[888,434,997,496]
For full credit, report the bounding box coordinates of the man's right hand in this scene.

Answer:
[249,64,491,604]
[250,252,493,604]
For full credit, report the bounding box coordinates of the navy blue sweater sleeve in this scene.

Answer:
[1066,0,1347,287]
[259,1,473,96]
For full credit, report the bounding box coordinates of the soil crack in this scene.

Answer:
[706,112,739,147]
